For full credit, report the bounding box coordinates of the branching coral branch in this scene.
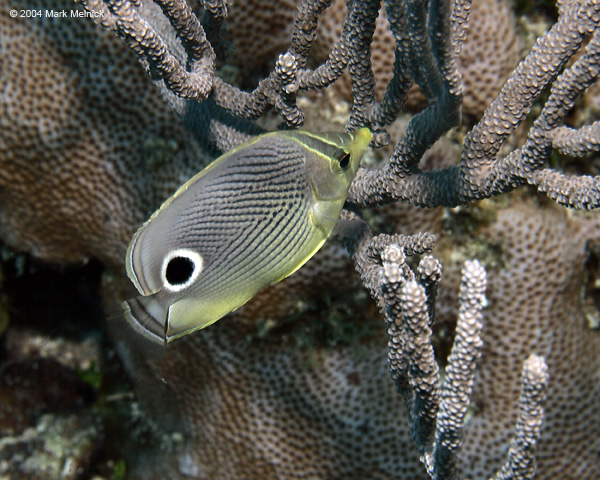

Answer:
[427,260,485,479]
[449,0,470,55]
[353,236,550,480]
[344,0,381,134]
[388,0,464,174]
[210,0,336,124]
[82,0,217,101]
[345,219,436,308]
[417,255,442,323]
[523,29,600,209]
[370,0,413,131]
[551,123,600,157]
[394,267,441,456]
[492,355,549,480]
[348,0,600,209]
[200,0,226,46]
[78,0,348,129]
[81,0,600,211]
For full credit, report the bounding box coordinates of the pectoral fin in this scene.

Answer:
[332,216,369,239]
[311,204,368,239]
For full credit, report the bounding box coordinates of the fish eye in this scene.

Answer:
[333,149,351,170]
[161,249,203,292]
[339,153,351,169]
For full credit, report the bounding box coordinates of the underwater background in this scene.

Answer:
[1,0,600,478]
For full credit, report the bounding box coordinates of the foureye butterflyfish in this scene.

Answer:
[122,128,372,343]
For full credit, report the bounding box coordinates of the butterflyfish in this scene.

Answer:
[122,128,372,343]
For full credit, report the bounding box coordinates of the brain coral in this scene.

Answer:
[0,0,210,271]
[109,196,600,480]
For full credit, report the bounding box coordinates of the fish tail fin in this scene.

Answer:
[105,299,169,380]
[119,294,168,345]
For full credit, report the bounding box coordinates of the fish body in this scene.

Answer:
[123,128,371,343]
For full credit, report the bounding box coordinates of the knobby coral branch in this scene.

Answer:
[396,273,441,456]
[551,123,600,158]
[428,260,485,479]
[78,0,350,129]
[370,0,413,130]
[492,355,549,480]
[83,0,216,100]
[417,255,442,324]
[80,0,600,212]
[345,0,381,134]
[200,0,226,46]
[348,0,600,210]
[353,236,550,479]
[345,218,436,308]
[449,0,470,55]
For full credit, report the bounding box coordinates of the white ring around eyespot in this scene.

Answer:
[161,248,204,292]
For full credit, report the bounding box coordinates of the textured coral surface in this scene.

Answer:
[107,195,600,480]
[441,200,600,477]
[0,0,209,270]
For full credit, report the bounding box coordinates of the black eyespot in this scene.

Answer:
[334,149,351,170]
[165,256,195,286]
